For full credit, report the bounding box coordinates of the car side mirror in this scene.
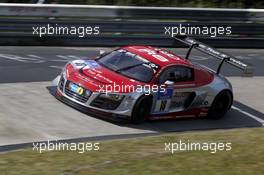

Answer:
[164,80,174,85]
[99,50,106,56]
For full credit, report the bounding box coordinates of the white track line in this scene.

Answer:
[232,106,264,126]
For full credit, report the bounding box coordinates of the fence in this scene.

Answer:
[0,3,263,48]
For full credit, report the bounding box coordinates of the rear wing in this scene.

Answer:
[174,36,254,76]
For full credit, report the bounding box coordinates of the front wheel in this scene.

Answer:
[131,96,152,124]
[207,90,233,119]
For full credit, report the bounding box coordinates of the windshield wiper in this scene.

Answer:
[116,63,145,72]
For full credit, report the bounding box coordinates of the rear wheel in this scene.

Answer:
[207,90,233,119]
[131,96,152,124]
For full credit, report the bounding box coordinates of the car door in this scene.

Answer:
[152,65,197,114]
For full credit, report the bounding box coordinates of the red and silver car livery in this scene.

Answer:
[54,36,253,124]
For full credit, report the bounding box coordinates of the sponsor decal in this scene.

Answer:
[160,100,168,111]
[138,48,169,62]
[69,83,84,95]
[157,88,173,100]
[153,88,174,113]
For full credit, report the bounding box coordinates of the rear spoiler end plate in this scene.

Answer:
[174,36,254,76]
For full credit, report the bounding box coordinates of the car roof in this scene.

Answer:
[122,45,191,68]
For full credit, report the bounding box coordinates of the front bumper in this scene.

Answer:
[56,76,135,118]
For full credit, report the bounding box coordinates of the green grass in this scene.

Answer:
[1,127,264,175]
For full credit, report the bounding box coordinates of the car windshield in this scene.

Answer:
[97,49,157,82]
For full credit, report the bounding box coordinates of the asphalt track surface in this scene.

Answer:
[0,47,264,150]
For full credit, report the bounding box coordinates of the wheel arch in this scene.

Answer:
[131,94,153,121]
[220,89,233,109]
[214,89,233,110]
[133,94,154,111]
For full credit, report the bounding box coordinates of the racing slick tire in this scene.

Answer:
[131,95,152,124]
[207,90,233,119]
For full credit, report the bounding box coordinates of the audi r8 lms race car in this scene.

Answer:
[54,36,253,124]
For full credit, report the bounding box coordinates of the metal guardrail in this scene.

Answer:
[0,3,264,48]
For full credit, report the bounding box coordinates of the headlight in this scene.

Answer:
[61,67,66,77]
[61,66,69,78]
[99,93,124,101]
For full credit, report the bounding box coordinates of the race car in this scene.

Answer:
[54,36,253,124]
